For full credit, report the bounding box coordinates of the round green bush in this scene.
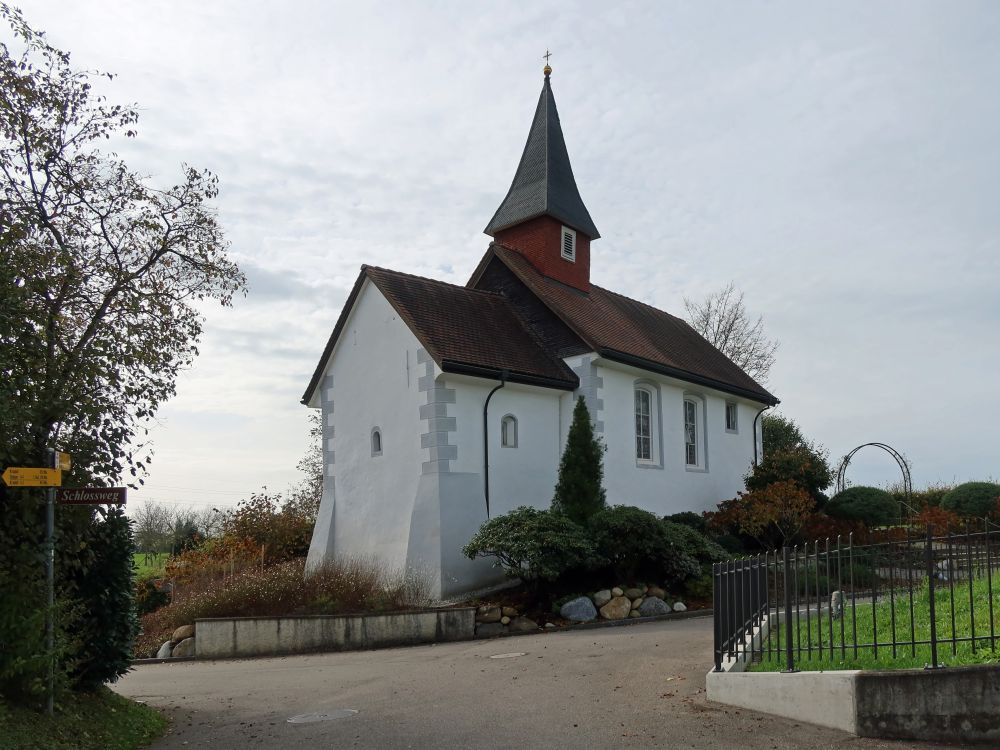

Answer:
[588,506,701,585]
[825,486,898,527]
[462,506,595,582]
[941,482,1000,518]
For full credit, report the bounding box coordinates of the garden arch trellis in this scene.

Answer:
[835,442,913,514]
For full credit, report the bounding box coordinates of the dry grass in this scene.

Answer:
[136,556,431,657]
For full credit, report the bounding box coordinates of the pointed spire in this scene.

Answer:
[485,71,600,239]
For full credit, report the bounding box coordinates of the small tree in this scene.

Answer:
[709,481,814,550]
[551,397,606,525]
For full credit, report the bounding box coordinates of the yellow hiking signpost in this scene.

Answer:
[0,466,62,487]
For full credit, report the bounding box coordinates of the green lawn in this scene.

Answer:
[751,576,1000,671]
[132,552,169,577]
[0,687,166,750]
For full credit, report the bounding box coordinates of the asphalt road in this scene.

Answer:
[116,616,959,749]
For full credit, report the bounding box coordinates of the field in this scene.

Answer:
[132,552,169,577]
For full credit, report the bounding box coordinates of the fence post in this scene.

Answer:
[925,523,940,669]
[782,546,797,673]
[713,562,722,672]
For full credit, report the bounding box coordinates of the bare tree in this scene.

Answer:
[684,282,778,383]
[132,502,172,561]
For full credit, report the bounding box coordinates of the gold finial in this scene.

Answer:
[543,49,552,77]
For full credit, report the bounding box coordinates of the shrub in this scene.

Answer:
[220,490,316,562]
[551,398,606,525]
[825,486,898,527]
[663,511,707,534]
[662,520,727,567]
[588,506,702,585]
[462,506,596,582]
[134,576,170,616]
[68,508,138,690]
[707,481,814,549]
[137,556,429,657]
[913,504,962,533]
[941,482,1000,519]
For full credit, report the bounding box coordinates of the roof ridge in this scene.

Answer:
[365,264,505,299]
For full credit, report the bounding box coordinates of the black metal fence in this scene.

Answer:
[713,523,1000,672]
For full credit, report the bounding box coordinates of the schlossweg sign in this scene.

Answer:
[55,487,127,506]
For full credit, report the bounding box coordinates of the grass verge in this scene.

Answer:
[751,576,1000,671]
[0,687,166,750]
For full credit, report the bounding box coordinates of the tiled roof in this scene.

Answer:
[484,76,600,239]
[301,266,578,403]
[479,245,778,405]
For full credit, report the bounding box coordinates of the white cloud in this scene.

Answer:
[18,0,1000,510]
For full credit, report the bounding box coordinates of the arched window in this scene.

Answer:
[501,414,518,448]
[683,394,707,471]
[634,388,652,461]
[371,427,382,457]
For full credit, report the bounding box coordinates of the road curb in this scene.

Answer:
[476,607,713,640]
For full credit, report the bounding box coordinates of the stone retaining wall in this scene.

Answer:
[195,607,475,659]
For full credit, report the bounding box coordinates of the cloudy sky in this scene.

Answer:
[18,0,999,513]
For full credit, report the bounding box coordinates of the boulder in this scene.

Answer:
[631,597,644,609]
[629,610,642,618]
[623,587,644,600]
[647,585,667,600]
[673,601,687,612]
[476,622,505,638]
[171,624,195,642]
[560,596,598,622]
[592,589,612,608]
[500,616,511,625]
[599,596,631,620]
[544,622,557,629]
[156,640,174,659]
[477,606,502,624]
[501,606,519,618]
[638,596,671,617]
[508,616,539,633]
[611,587,624,597]
[171,637,195,658]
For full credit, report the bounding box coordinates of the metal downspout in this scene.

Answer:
[483,370,508,518]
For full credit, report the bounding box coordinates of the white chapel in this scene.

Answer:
[302,66,778,598]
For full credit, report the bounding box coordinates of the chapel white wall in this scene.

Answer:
[594,361,762,515]
[305,281,426,574]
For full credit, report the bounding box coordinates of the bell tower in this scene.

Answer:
[485,62,599,292]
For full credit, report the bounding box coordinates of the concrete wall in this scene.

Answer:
[708,663,1000,744]
[195,608,475,659]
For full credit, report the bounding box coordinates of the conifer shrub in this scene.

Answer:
[825,486,898,528]
[462,506,596,583]
[551,397,606,525]
[941,482,1000,519]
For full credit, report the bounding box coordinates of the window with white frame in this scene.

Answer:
[371,427,382,457]
[726,402,738,433]
[501,414,518,448]
[684,399,699,467]
[561,226,576,261]
[635,388,652,461]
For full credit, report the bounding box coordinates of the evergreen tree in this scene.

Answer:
[552,397,606,524]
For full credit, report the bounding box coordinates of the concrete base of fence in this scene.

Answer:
[195,608,475,659]
[708,663,1000,744]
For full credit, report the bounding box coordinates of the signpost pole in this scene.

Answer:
[45,449,55,716]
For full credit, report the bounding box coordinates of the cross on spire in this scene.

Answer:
[543,49,552,64]
[543,49,552,77]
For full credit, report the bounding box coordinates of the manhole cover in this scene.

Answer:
[287,709,358,724]
[489,652,526,659]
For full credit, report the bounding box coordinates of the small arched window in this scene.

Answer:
[501,414,518,448]
[371,427,382,457]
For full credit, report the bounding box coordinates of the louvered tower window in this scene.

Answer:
[561,226,576,261]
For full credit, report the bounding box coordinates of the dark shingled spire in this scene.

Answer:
[485,74,600,239]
